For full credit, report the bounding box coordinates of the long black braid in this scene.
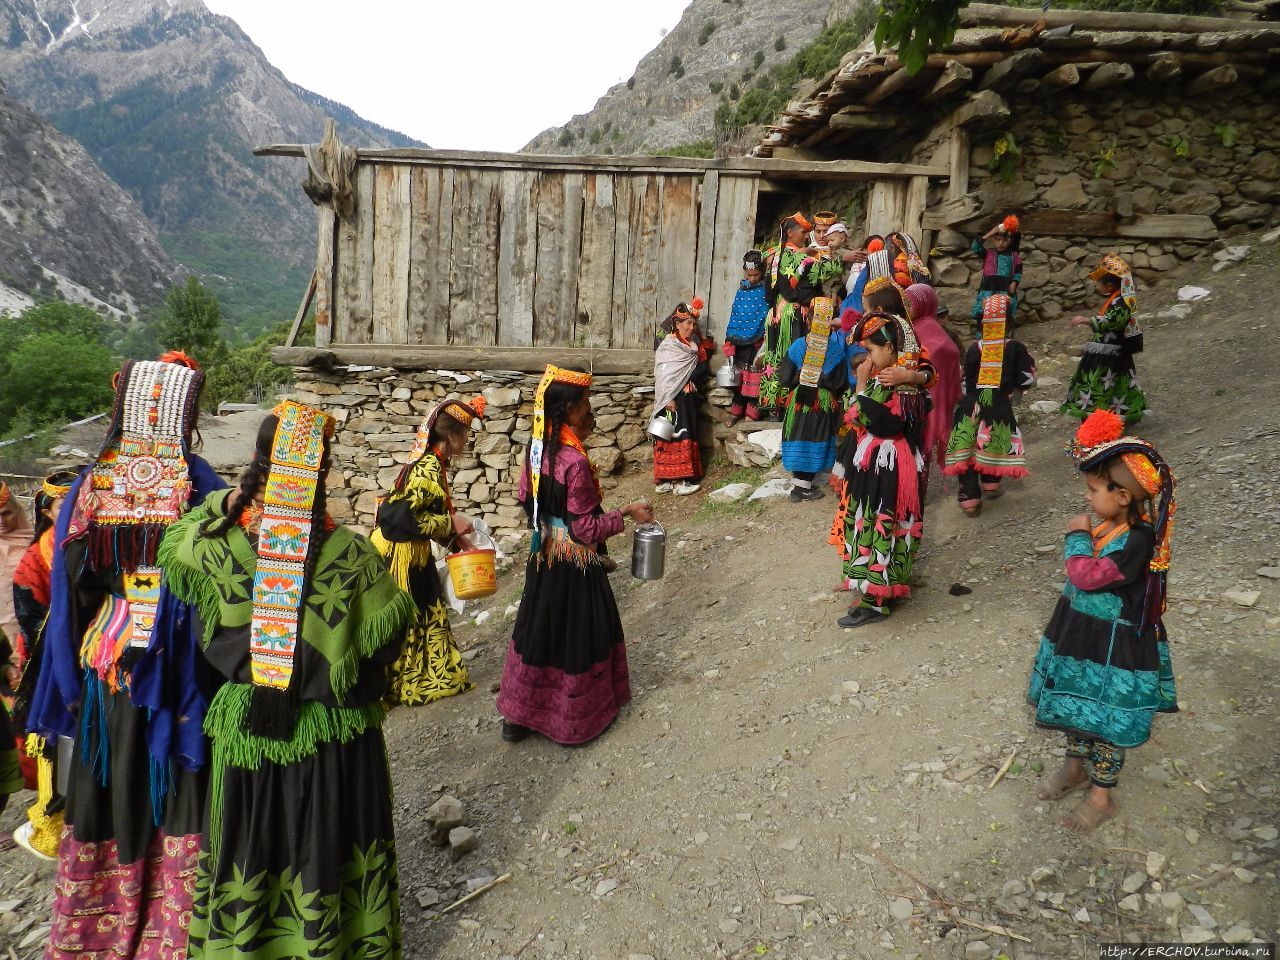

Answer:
[534,375,590,520]
[203,415,276,539]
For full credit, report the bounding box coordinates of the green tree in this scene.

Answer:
[0,302,107,348]
[0,332,116,434]
[155,275,224,363]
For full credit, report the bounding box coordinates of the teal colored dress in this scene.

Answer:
[1027,522,1177,749]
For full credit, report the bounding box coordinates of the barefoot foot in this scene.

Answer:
[1061,793,1117,833]
[1036,765,1089,801]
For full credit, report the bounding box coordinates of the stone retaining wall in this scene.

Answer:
[288,366,736,541]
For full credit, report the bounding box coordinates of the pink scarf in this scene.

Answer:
[904,284,962,469]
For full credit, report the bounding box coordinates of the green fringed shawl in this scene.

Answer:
[158,489,416,709]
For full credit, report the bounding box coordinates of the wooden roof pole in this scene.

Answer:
[960,2,1267,33]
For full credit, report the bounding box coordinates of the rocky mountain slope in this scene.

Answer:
[0,87,175,315]
[0,0,422,334]
[525,0,847,156]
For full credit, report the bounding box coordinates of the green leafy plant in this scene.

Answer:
[1093,137,1117,179]
[1213,122,1237,148]
[987,131,1022,183]
[708,79,723,94]
[669,55,684,78]
[774,35,787,51]
[698,21,717,45]
[1167,135,1191,160]
[874,0,967,74]
[1046,126,1067,154]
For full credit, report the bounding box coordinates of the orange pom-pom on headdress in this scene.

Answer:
[1001,215,1021,235]
[1075,409,1125,450]
[690,296,705,315]
[866,238,885,253]
[159,350,201,370]
[468,395,486,419]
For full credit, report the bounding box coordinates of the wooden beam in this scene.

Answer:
[929,60,974,99]
[1039,63,1082,94]
[946,130,971,201]
[313,207,336,348]
[1015,209,1216,239]
[829,110,907,130]
[255,145,947,180]
[864,67,917,105]
[1080,61,1136,91]
[922,191,994,230]
[1186,63,1239,94]
[980,48,1046,91]
[284,270,317,348]
[959,2,1269,34]
[271,345,657,375]
[1146,54,1184,82]
[770,146,841,162]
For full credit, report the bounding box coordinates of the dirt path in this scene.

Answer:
[3,239,1278,958]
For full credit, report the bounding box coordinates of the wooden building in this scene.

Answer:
[259,141,945,372]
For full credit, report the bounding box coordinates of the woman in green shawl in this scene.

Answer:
[158,401,416,960]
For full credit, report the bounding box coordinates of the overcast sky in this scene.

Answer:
[204,0,693,151]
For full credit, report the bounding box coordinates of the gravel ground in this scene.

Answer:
[3,238,1278,958]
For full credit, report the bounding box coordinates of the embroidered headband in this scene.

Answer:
[42,474,75,499]
[673,296,705,320]
[247,401,334,735]
[782,211,813,232]
[812,210,839,228]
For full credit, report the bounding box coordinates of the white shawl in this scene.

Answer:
[652,334,699,416]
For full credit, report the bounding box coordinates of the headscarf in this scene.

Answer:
[246,400,335,739]
[653,332,700,416]
[530,365,593,534]
[1070,409,1176,637]
[904,283,961,469]
[1089,254,1136,311]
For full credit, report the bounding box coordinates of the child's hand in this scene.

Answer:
[1067,514,1092,534]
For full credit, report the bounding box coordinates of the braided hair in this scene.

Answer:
[534,372,590,518]
[862,281,909,318]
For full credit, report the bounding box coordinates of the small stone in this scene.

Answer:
[888,897,914,920]
[718,919,740,934]
[842,680,861,695]
[426,794,466,844]
[1186,903,1216,928]
[778,836,803,852]
[1118,894,1141,912]
[1223,589,1260,608]
[1177,285,1211,301]
[594,878,619,897]
[709,482,753,503]
[1183,926,1215,944]
[694,831,709,845]
[1030,399,1061,414]
[1185,828,1200,844]
[1146,851,1168,878]
[1029,866,1055,884]
[1233,867,1257,884]
[964,941,991,958]
[1160,891,1183,911]
[448,826,479,861]
[1121,871,1147,894]
[1222,925,1254,944]
[466,874,497,892]
[1073,907,1090,923]
[1000,880,1026,897]
[1256,567,1280,579]
[417,888,441,908]
[1254,826,1278,841]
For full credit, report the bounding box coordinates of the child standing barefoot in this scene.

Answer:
[1027,410,1177,832]
[943,293,1036,516]
[1062,254,1146,424]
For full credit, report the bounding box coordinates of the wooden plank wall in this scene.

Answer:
[332,162,770,349]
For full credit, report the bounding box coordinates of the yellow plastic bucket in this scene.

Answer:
[446,548,497,599]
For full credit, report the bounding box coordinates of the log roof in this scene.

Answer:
[751,2,1280,158]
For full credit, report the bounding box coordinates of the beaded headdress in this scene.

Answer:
[797,296,836,397]
[0,481,9,510]
[400,396,487,488]
[66,359,203,572]
[1089,254,1137,311]
[247,401,334,737]
[42,474,75,499]
[673,297,705,321]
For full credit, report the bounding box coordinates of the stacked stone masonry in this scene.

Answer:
[288,367,735,541]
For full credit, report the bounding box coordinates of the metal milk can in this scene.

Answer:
[631,521,666,581]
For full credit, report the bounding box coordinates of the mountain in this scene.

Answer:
[0,0,423,337]
[524,0,869,157]
[0,87,176,315]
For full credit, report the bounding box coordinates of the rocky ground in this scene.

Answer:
[3,236,1278,958]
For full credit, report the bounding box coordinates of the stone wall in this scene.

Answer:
[925,78,1278,324]
[288,366,735,542]
[800,78,1279,325]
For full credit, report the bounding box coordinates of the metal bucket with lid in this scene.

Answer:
[715,359,742,389]
[631,521,666,581]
